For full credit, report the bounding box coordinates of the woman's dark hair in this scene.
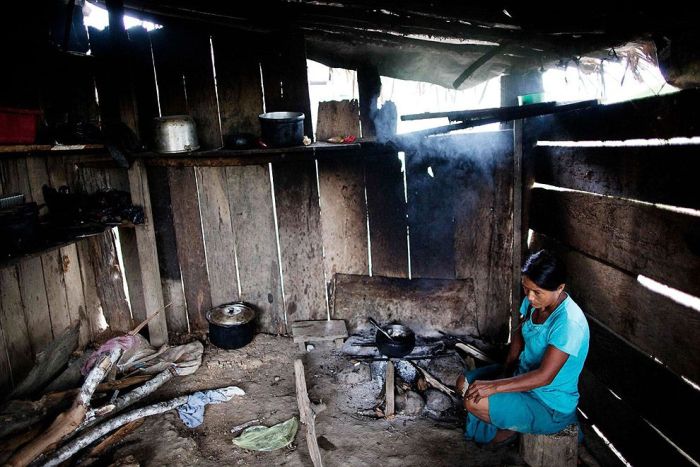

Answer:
[521,249,567,291]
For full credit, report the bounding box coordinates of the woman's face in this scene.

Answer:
[522,275,563,310]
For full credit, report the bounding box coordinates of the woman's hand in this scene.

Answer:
[465,379,499,404]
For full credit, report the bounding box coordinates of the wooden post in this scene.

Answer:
[385,360,395,418]
[520,424,578,467]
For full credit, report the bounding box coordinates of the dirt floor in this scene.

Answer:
[104,334,524,467]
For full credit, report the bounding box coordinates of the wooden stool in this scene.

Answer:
[292,320,348,351]
[520,424,578,467]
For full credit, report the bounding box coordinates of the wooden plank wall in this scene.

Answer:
[523,89,700,465]
[94,19,515,342]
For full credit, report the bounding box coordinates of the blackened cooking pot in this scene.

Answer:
[259,111,304,147]
[206,302,256,349]
[375,322,416,358]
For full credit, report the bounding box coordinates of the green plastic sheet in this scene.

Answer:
[232,417,299,451]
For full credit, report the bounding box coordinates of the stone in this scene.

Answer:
[336,362,372,385]
[426,354,465,387]
[424,388,454,415]
[396,390,425,416]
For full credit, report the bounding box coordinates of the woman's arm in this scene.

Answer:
[466,345,569,403]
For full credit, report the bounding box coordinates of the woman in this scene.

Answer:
[455,249,589,447]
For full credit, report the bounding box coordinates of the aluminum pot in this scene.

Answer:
[153,115,199,153]
[375,322,416,358]
[206,302,256,349]
[259,111,304,147]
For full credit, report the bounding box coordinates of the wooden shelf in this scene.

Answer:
[139,141,362,167]
[0,144,106,155]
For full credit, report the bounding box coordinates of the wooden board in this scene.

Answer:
[579,369,694,467]
[178,28,222,150]
[583,317,700,462]
[530,187,700,297]
[149,27,187,116]
[124,26,160,143]
[75,240,105,341]
[117,228,148,325]
[195,167,238,306]
[272,160,327,322]
[211,30,264,137]
[127,160,169,346]
[16,260,52,352]
[145,166,188,335]
[317,155,369,285]
[315,100,361,141]
[533,145,700,209]
[168,166,211,332]
[330,273,477,335]
[532,234,700,381]
[529,88,700,141]
[0,318,13,394]
[451,132,514,342]
[406,152,456,279]
[0,267,34,385]
[292,320,348,342]
[46,156,89,348]
[87,230,132,333]
[226,165,285,334]
[364,151,408,277]
[260,30,314,138]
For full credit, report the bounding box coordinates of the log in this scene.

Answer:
[294,359,325,467]
[6,347,122,467]
[520,424,578,467]
[84,419,144,459]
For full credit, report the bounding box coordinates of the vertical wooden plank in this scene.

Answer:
[46,156,89,347]
[453,132,514,342]
[196,167,239,307]
[76,239,105,341]
[127,160,169,346]
[212,30,264,137]
[318,155,369,285]
[406,153,456,279]
[149,27,187,116]
[125,26,160,143]
[146,166,188,335]
[180,29,222,150]
[87,230,132,333]
[365,151,408,277]
[168,166,211,332]
[315,100,361,141]
[385,360,395,417]
[0,267,34,385]
[26,156,73,338]
[357,65,381,139]
[16,260,52,352]
[272,160,327,322]
[261,30,314,139]
[0,316,13,394]
[117,228,147,325]
[227,165,285,334]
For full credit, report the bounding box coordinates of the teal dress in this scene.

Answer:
[464,294,590,444]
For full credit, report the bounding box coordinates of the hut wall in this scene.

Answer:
[522,89,700,466]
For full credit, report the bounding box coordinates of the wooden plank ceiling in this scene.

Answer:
[112,1,693,89]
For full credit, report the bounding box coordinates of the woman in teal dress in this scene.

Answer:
[455,249,590,447]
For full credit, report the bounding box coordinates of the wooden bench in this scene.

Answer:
[292,320,348,351]
[520,424,578,467]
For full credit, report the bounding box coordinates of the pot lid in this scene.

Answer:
[206,302,255,326]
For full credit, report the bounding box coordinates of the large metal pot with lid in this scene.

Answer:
[206,302,256,349]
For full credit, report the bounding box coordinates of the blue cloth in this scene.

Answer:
[518,295,589,414]
[177,386,245,428]
[463,294,589,444]
[463,365,579,444]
